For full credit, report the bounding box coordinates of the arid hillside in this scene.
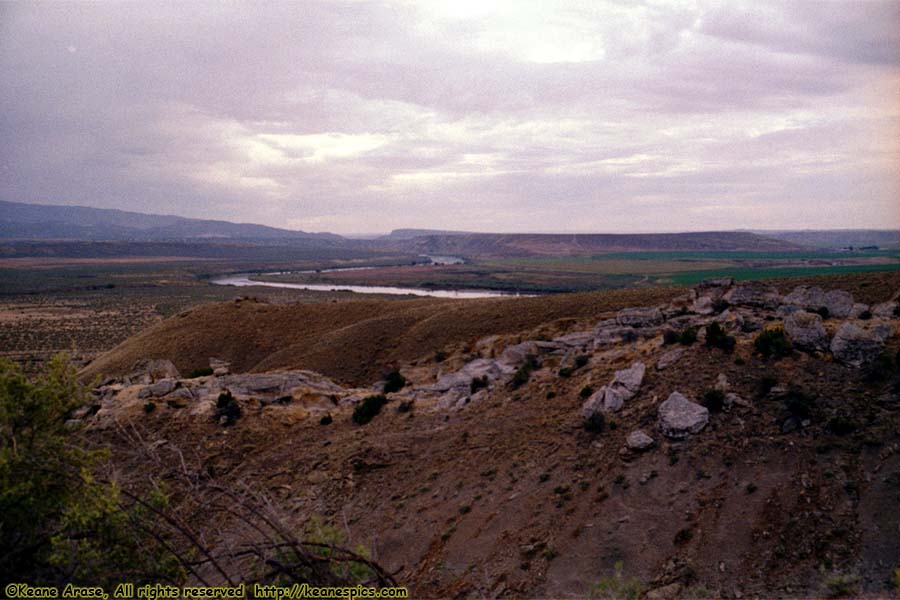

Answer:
[83,271,900,387]
[79,271,900,598]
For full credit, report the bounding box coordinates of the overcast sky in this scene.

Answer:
[1,1,898,234]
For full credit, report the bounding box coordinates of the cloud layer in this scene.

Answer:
[2,0,898,233]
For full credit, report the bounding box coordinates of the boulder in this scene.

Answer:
[872,301,899,319]
[783,311,829,351]
[594,325,638,346]
[626,430,655,451]
[138,378,177,398]
[658,392,709,439]
[824,290,854,318]
[210,358,230,376]
[582,385,630,415]
[616,307,665,328]
[724,281,779,309]
[612,362,646,394]
[656,346,685,371]
[581,362,646,416]
[781,286,826,311]
[830,323,886,367]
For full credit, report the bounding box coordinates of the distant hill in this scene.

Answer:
[753,229,900,249]
[380,228,471,240]
[374,231,806,257]
[0,200,343,242]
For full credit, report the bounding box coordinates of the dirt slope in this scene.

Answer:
[81,288,681,385]
[83,271,900,387]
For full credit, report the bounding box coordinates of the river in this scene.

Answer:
[209,273,526,299]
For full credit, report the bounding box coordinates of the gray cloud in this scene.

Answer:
[1,0,898,234]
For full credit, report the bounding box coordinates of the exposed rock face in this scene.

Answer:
[830,323,886,367]
[691,295,715,315]
[210,358,230,376]
[138,378,177,398]
[784,311,829,351]
[127,359,180,384]
[724,281,779,309]
[496,341,538,373]
[696,277,734,300]
[616,307,664,328]
[658,392,709,439]
[433,358,502,392]
[594,322,638,346]
[626,430,655,451]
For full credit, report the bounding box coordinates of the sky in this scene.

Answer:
[1,1,899,235]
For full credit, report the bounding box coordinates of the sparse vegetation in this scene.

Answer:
[352,394,388,425]
[824,573,859,598]
[701,388,726,412]
[510,355,539,389]
[584,412,606,433]
[754,328,792,358]
[188,366,213,378]
[705,322,735,352]
[383,369,406,394]
[470,375,489,394]
[575,354,590,368]
[591,561,644,600]
[579,385,594,398]
[215,390,241,426]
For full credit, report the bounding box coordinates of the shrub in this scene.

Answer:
[858,310,872,320]
[894,302,900,318]
[679,327,698,346]
[701,388,726,412]
[784,389,816,419]
[584,412,605,433]
[188,367,214,378]
[510,356,538,390]
[663,330,680,345]
[673,528,693,545]
[757,375,778,397]
[397,400,414,413]
[434,350,447,363]
[546,391,557,399]
[383,369,406,394]
[865,350,897,383]
[319,414,333,425]
[470,375,489,394]
[827,415,857,436]
[734,355,746,365]
[579,385,594,399]
[591,561,644,600]
[746,482,758,494]
[824,573,859,598]
[215,390,241,426]
[574,355,590,369]
[558,367,573,378]
[352,394,388,425]
[0,356,184,585]
[754,328,792,358]
[712,298,730,314]
[705,322,735,352]
[143,402,155,414]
